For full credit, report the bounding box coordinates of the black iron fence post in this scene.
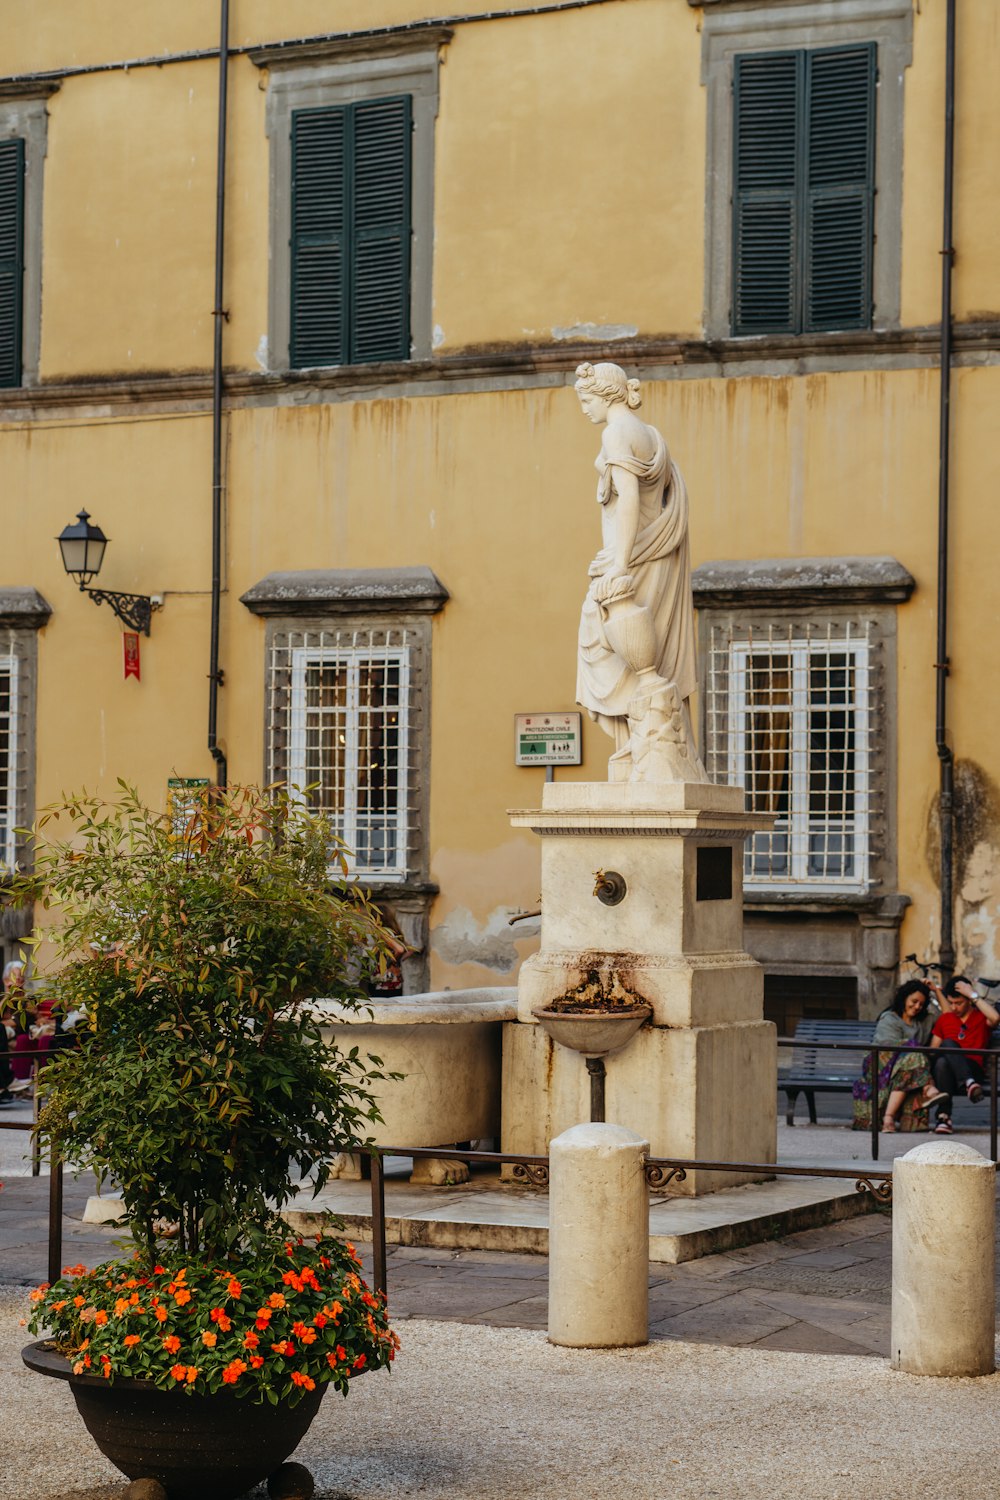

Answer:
[869,1047,880,1161]
[47,1153,63,1287]
[370,1149,387,1300]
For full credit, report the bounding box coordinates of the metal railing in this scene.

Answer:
[366,1145,895,1299]
[0,1113,63,1284]
[776,1035,1000,1162]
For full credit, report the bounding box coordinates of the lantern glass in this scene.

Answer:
[57,511,108,583]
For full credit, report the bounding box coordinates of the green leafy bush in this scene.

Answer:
[11,784,400,1396]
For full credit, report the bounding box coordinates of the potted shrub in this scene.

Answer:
[13,784,400,1500]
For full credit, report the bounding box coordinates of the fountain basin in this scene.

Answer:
[531,1004,652,1058]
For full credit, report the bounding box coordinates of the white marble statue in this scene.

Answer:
[574,361,708,784]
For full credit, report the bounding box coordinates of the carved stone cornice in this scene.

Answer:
[240,567,449,617]
[3,323,999,418]
[247,26,454,69]
[693,556,916,608]
[0,587,53,629]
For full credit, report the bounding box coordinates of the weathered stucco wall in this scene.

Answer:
[3,0,1000,993]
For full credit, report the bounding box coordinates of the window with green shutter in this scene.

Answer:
[0,138,25,388]
[290,95,412,369]
[732,44,875,337]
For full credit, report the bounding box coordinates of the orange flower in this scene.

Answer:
[72,1360,86,1375]
[123,1335,141,1348]
[243,1330,260,1350]
[255,1308,272,1331]
[353,1353,367,1370]
[114,1298,131,1317]
[185,1366,199,1384]
[163,1335,181,1354]
[221,1359,247,1385]
[267,1292,286,1309]
[201,1330,217,1349]
[328,1301,343,1320]
[170,1363,187,1381]
[73,1296,86,1309]
[93,1311,108,1326]
[313,1313,328,1329]
[153,1304,168,1324]
[153,1265,167,1275]
[226,1277,242,1299]
[249,1354,264,1369]
[52,1300,67,1313]
[335,1344,347,1362]
[282,1270,304,1292]
[210,1308,232,1331]
[270,1340,294,1356]
[289,1371,315,1390]
[173,1288,192,1307]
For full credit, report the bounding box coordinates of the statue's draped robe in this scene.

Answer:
[576,430,697,739]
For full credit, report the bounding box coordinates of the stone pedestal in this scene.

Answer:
[502,780,776,1194]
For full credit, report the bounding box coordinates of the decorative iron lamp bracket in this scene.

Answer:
[79,584,155,636]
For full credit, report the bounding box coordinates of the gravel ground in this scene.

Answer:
[5,1286,1000,1500]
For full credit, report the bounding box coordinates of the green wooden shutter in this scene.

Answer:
[290,95,412,369]
[350,95,411,364]
[732,45,875,336]
[0,138,25,388]
[804,45,876,332]
[732,51,800,337]
[290,107,347,368]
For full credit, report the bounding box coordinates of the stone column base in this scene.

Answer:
[501,1016,776,1196]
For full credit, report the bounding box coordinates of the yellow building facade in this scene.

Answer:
[1,0,997,1025]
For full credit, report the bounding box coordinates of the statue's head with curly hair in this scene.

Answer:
[574,361,642,411]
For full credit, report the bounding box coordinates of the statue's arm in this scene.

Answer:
[592,465,640,602]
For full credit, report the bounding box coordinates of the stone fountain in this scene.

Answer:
[500,362,776,1194]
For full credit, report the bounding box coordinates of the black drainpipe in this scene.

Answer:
[208,0,229,789]
[935,0,957,974]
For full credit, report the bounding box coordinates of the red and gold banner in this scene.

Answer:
[123,632,141,681]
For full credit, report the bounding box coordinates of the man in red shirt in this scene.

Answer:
[929,976,1000,1133]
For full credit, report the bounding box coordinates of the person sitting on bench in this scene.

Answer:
[929,976,1000,1134]
[852,980,947,1134]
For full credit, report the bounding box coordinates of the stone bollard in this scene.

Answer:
[891,1140,996,1376]
[548,1121,648,1348]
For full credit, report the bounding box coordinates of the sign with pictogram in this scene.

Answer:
[514,712,582,766]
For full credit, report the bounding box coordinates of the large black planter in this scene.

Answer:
[23,1339,327,1500]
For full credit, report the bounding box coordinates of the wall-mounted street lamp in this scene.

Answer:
[56,510,158,636]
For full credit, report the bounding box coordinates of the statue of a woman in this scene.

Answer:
[574,361,707,784]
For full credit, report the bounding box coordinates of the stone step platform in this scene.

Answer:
[285,1163,873,1264]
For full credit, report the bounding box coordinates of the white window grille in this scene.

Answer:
[705,623,873,892]
[268,628,413,880]
[0,656,18,870]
